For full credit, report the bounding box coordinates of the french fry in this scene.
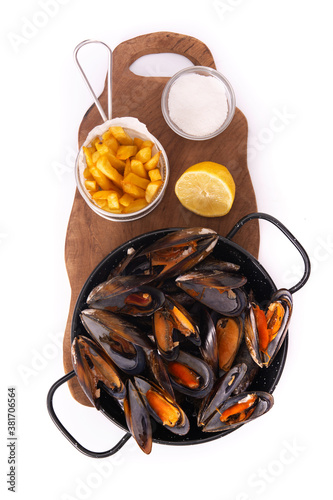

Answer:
[95,142,109,155]
[107,192,120,210]
[92,151,100,163]
[104,151,126,172]
[83,167,94,180]
[119,193,134,207]
[89,165,114,190]
[123,172,150,190]
[133,137,144,149]
[102,129,113,141]
[123,198,148,213]
[145,180,163,203]
[94,199,108,209]
[96,156,124,188]
[83,146,95,168]
[116,145,138,160]
[86,145,96,154]
[92,189,122,200]
[92,137,102,149]
[122,181,146,199]
[109,126,133,145]
[141,140,154,149]
[124,158,131,177]
[148,168,162,182]
[144,151,161,171]
[84,180,98,191]
[136,147,152,163]
[103,136,119,153]
[130,160,148,179]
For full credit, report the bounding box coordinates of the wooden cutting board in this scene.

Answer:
[63,32,259,406]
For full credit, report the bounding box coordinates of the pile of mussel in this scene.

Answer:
[71,228,293,454]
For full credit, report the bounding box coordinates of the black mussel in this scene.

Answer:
[135,227,219,281]
[165,295,201,345]
[80,309,153,349]
[201,391,274,432]
[153,306,179,361]
[71,335,126,409]
[175,270,247,317]
[168,291,197,310]
[232,339,260,395]
[107,245,149,279]
[159,280,197,308]
[152,296,200,361]
[80,309,153,374]
[216,316,244,373]
[166,351,214,399]
[145,349,175,399]
[197,363,247,427]
[244,288,293,368]
[134,377,190,436]
[194,255,240,273]
[87,274,165,316]
[123,379,152,455]
[196,305,219,376]
[177,269,247,290]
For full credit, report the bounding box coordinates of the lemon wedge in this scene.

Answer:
[175,162,235,217]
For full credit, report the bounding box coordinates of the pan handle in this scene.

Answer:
[46,370,131,458]
[225,212,311,294]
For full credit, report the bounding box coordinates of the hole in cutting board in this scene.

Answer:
[129,53,194,77]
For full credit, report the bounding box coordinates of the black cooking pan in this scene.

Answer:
[47,212,310,458]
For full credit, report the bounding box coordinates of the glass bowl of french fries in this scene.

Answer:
[75,117,169,221]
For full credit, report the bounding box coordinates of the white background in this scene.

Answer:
[1,1,332,499]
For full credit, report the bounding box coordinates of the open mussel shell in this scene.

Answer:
[152,295,201,361]
[134,377,190,436]
[244,304,262,368]
[265,289,293,365]
[71,335,126,409]
[124,379,152,455]
[80,308,153,349]
[165,295,201,345]
[197,363,247,427]
[175,270,247,317]
[87,274,165,316]
[202,390,274,432]
[153,306,180,361]
[245,288,293,368]
[80,309,153,374]
[145,349,175,399]
[197,305,219,376]
[166,351,214,399]
[232,339,260,395]
[107,245,148,279]
[135,227,219,280]
[194,255,241,273]
[216,316,244,373]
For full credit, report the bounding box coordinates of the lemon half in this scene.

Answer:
[175,162,235,217]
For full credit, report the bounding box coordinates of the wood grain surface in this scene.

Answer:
[62,32,259,406]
